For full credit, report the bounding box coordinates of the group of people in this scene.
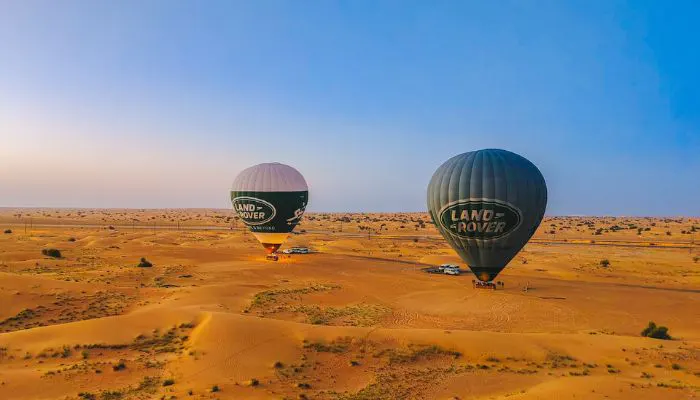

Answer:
[471,280,505,290]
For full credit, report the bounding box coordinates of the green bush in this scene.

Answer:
[162,379,175,386]
[641,321,671,340]
[42,248,62,258]
[600,259,610,268]
[137,257,153,268]
[112,360,126,371]
[3,229,11,234]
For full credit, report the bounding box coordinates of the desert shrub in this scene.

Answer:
[641,321,671,340]
[112,360,126,371]
[78,393,96,400]
[3,229,11,234]
[162,378,175,386]
[600,259,610,268]
[211,385,220,392]
[68,237,76,242]
[42,248,62,258]
[671,363,682,370]
[694,256,699,263]
[137,257,153,268]
[99,390,123,400]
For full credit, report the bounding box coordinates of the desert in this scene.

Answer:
[0,209,698,399]
[3,2,699,399]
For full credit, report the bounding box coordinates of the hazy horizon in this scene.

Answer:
[2,1,699,215]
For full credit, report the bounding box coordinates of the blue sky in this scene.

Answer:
[1,1,698,215]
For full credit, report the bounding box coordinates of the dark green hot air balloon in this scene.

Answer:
[427,149,547,283]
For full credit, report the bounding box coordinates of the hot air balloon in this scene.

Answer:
[427,149,547,286]
[231,163,309,255]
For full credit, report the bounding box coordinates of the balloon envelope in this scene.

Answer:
[427,149,547,281]
[231,163,309,253]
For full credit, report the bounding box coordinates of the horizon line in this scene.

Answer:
[0,206,697,219]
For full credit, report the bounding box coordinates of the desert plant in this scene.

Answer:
[641,321,671,340]
[42,248,62,258]
[600,259,610,268]
[137,257,153,268]
[693,256,699,263]
[163,378,175,386]
[211,385,220,393]
[3,229,11,234]
[112,360,126,371]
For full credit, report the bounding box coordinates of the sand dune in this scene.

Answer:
[0,209,698,399]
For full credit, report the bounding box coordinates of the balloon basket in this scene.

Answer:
[472,280,504,290]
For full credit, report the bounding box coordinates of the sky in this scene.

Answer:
[1,1,698,215]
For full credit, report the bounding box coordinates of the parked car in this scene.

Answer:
[443,266,461,275]
[438,263,459,271]
[282,247,310,254]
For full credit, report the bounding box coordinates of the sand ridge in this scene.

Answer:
[0,209,698,399]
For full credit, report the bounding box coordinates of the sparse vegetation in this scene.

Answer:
[599,259,610,268]
[641,321,672,340]
[3,229,11,234]
[162,378,175,386]
[137,257,153,268]
[112,360,127,371]
[42,248,62,258]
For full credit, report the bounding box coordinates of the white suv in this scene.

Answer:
[443,266,461,275]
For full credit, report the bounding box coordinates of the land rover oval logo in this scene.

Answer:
[232,196,277,226]
[437,199,522,240]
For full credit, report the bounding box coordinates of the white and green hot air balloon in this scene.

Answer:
[231,163,309,254]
